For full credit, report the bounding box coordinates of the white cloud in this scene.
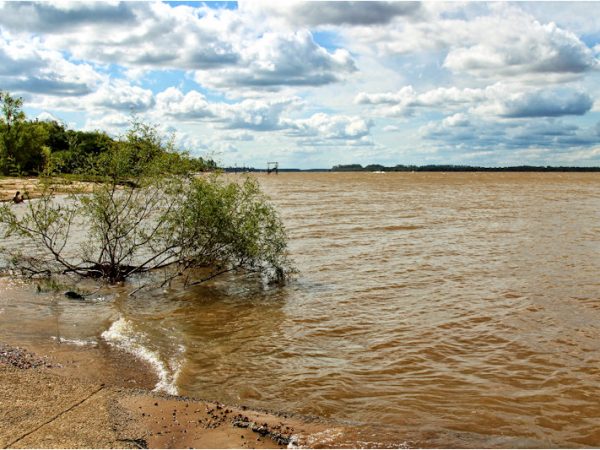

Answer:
[244,1,422,27]
[421,114,599,158]
[218,98,296,131]
[151,87,373,146]
[155,87,214,120]
[355,85,488,117]
[0,32,102,96]
[154,87,302,132]
[83,112,130,134]
[221,131,255,142]
[0,2,356,92]
[36,111,60,123]
[90,79,154,112]
[520,3,600,36]
[286,113,372,140]
[38,2,243,71]
[557,145,600,164]
[416,87,488,108]
[0,1,136,33]
[345,3,597,81]
[495,89,593,118]
[442,113,470,128]
[357,83,594,119]
[355,86,417,105]
[193,30,356,90]
[443,20,597,79]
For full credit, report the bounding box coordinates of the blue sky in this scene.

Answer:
[1,1,599,168]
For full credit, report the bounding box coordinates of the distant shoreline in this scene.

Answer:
[225,165,600,173]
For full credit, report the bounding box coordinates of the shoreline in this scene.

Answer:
[0,341,349,449]
[0,176,97,203]
[0,215,352,449]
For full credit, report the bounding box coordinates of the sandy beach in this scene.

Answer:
[0,342,345,449]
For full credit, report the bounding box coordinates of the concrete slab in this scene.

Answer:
[0,367,101,448]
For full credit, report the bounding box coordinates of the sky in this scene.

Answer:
[1,1,600,169]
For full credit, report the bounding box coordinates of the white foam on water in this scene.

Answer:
[298,429,344,448]
[287,435,300,449]
[101,317,181,395]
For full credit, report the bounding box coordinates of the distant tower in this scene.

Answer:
[267,162,279,174]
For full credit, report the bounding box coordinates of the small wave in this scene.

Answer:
[51,336,98,347]
[101,317,182,395]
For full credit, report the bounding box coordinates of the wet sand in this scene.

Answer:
[0,342,345,448]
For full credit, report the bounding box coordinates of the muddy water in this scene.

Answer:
[1,172,600,447]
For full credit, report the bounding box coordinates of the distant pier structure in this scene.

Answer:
[267,162,279,174]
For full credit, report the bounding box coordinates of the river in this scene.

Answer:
[1,172,600,447]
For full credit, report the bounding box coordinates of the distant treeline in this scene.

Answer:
[225,167,302,173]
[332,164,600,172]
[0,90,215,177]
[226,164,600,173]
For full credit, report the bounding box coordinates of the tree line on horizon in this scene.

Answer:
[0,90,215,177]
[331,164,600,172]
[224,163,600,172]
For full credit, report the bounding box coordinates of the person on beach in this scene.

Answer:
[13,191,24,204]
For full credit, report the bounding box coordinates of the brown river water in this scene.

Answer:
[1,172,600,447]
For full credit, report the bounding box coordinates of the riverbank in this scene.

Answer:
[0,176,95,202]
[1,342,346,448]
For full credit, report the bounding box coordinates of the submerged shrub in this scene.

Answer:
[0,123,292,291]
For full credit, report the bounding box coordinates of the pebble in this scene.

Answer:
[0,344,55,369]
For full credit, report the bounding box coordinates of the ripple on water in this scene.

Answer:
[2,172,600,447]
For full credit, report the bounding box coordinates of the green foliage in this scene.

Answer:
[331,164,364,172]
[15,121,51,173]
[0,90,215,176]
[52,130,113,175]
[0,121,292,290]
[0,91,26,175]
[0,91,25,126]
[173,175,291,284]
[87,118,172,182]
[0,91,264,290]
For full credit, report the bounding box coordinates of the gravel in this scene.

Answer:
[0,343,56,369]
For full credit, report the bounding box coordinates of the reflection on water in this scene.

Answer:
[2,172,600,447]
